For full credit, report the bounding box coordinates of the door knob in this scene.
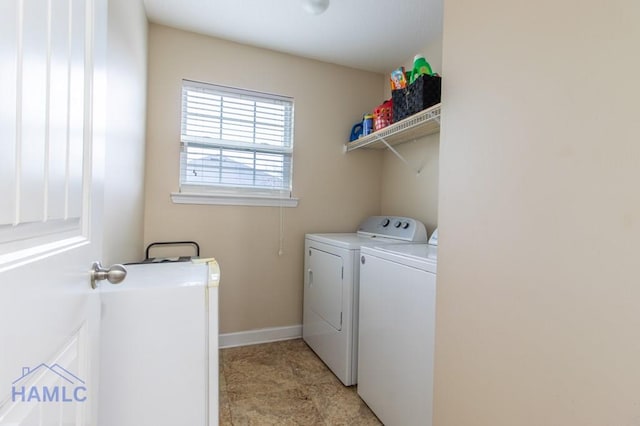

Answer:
[90,261,127,289]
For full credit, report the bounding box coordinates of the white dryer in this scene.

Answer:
[303,216,427,386]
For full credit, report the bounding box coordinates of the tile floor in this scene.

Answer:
[219,339,382,425]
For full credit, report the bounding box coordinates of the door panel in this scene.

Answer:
[0,0,93,255]
[0,1,18,226]
[0,0,106,425]
[0,322,92,425]
[308,248,343,331]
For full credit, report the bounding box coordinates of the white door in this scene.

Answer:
[0,0,107,425]
[308,248,344,331]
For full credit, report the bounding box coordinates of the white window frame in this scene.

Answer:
[171,80,298,207]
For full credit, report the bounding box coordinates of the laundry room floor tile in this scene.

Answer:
[307,381,382,425]
[219,339,381,425]
[228,387,324,425]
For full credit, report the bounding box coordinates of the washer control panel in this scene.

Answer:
[357,216,428,242]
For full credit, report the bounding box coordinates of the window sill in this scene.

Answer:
[170,192,299,207]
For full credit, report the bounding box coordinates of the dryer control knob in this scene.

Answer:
[402,222,410,229]
[381,218,390,227]
[394,220,402,228]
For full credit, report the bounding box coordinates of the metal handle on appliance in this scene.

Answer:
[145,241,200,260]
[90,261,127,289]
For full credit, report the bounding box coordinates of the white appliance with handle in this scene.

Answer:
[357,243,437,426]
[303,216,427,386]
[99,260,220,426]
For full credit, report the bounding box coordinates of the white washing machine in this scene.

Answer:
[357,242,437,426]
[303,216,427,386]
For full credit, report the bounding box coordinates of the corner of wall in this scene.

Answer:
[379,36,443,233]
[103,0,148,265]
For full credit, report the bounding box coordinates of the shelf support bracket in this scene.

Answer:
[373,134,422,174]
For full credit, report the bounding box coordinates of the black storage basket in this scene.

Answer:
[392,74,441,123]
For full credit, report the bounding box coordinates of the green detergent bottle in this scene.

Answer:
[410,54,433,84]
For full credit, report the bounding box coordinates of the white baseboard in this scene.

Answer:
[219,324,302,349]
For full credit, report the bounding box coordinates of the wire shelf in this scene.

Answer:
[345,103,441,152]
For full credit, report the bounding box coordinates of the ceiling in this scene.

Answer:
[142,0,443,74]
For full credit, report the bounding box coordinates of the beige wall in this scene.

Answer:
[435,0,640,425]
[103,0,147,265]
[144,24,384,334]
[380,37,443,234]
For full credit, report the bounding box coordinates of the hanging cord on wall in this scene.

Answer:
[278,190,286,256]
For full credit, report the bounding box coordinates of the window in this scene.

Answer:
[173,80,297,207]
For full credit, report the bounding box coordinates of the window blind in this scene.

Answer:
[180,80,294,194]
